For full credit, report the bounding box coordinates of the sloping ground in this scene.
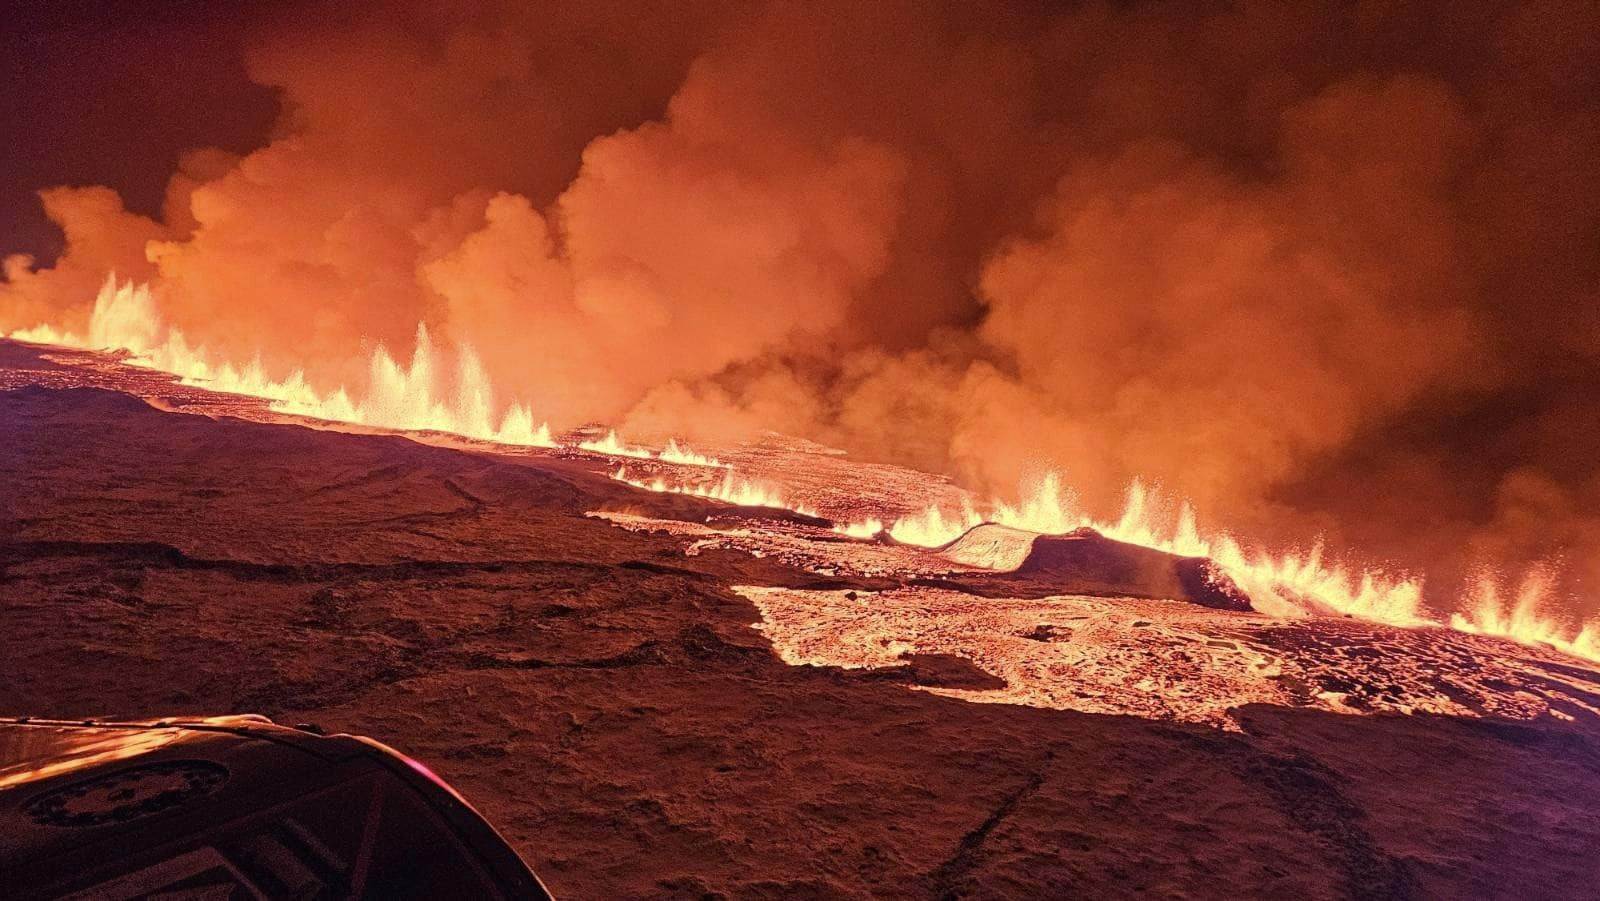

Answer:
[4,374,1600,898]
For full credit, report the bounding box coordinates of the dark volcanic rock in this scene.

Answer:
[1020,528,1253,610]
[867,653,1009,690]
[3,367,1598,900]
[1173,556,1254,611]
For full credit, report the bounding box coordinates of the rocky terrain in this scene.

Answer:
[4,339,1600,899]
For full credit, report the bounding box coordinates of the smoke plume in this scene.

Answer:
[4,0,1598,613]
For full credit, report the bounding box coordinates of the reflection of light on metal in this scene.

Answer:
[0,726,180,790]
[349,734,471,807]
[406,755,445,785]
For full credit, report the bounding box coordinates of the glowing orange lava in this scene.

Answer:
[831,474,1426,625]
[611,467,818,516]
[579,429,655,459]
[579,430,724,467]
[9,274,1599,664]
[1452,569,1600,663]
[10,276,558,445]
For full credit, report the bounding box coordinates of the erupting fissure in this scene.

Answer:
[11,276,559,446]
[581,430,724,467]
[1454,570,1600,663]
[8,275,1598,665]
[611,467,818,517]
[833,474,1427,625]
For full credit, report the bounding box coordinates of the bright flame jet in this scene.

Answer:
[9,276,1598,664]
[8,276,556,447]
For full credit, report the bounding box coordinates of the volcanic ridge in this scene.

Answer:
[4,339,1600,899]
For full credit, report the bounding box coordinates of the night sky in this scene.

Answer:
[0,2,282,260]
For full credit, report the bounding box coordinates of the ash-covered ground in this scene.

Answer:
[4,340,1600,899]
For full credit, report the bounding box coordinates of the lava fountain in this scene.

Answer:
[8,275,1599,664]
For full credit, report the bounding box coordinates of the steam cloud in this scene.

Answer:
[4,1,1598,612]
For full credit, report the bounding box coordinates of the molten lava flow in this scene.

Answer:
[840,475,1426,625]
[832,518,884,539]
[577,430,723,467]
[9,276,556,446]
[659,438,724,468]
[578,429,654,459]
[1452,570,1600,663]
[8,323,71,345]
[9,275,1600,665]
[612,467,818,516]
